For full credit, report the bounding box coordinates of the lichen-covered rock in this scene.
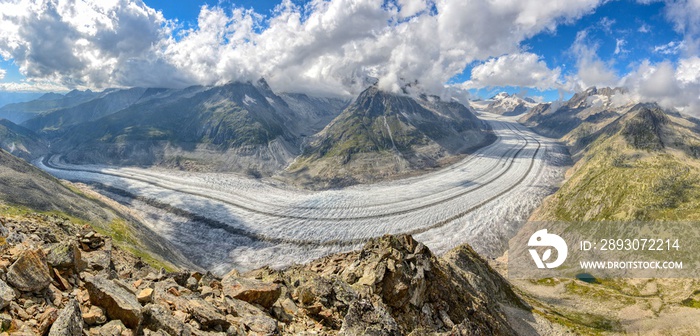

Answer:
[48,300,83,336]
[141,304,192,336]
[47,242,84,271]
[0,279,16,309]
[338,299,399,336]
[221,274,281,309]
[93,319,130,336]
[185,298,230,330]
[7,249,52,292]
[238,315,278,335]
[85,275,143,328]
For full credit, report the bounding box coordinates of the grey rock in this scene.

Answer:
[144,330,170,336]
[338,299,399,336]
[94,319,129,336]
[0,313,12,331]
[141,304,192,336]
[239,315,278,334]
[47,242,84,271]
[48,300,83,336]
[185,298,229,330]
[0,279,16,309]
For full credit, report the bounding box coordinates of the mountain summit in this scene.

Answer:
[287,86,494,187]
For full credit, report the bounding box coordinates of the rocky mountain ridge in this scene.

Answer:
[0,90,102,125]
[519,86,629,138]
[0,210,531,335]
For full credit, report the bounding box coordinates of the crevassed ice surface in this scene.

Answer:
[36,113,569,274]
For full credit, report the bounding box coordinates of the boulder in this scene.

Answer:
[221,274,280,309]
[7,249,52,292]
[185,298,229,330]
[83,249,112,272]
[141,304,192,336]
[48,300,83,336]
[239,315,278,335]
[0,279,16,309]
[94,319,129,336]
[47,242,84,271]
[85,275,142,328]
[338,299,399,336]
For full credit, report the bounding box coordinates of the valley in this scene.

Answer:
[35,113,568,274]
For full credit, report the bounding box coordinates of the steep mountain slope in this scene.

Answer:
[0,89,100,124]
[50,80,347,175]
[0,148,194,270]
[21,87,161,134]
[0,119,47,160]
[516,94,700,335]
[531,103,700,221]
[287,86,494,187]
[483,92,537,115]
[520,87,629,138]
[278,92,350,136]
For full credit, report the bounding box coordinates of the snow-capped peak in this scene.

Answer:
[483,93,538,115]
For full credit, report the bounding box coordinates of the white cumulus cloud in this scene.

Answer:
[621,58,700,115]
[567,30,619,90]
[463,52,562,90]
[0,0,606,96]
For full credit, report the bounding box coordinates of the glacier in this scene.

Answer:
[36,113,568,274]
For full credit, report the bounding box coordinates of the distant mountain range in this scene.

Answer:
[0,80,494,187]
[0,89,102,124]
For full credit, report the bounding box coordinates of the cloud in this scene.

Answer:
[0,80,70,92]
[599,16,616,34]
[654,40,686,54]
[676,55,700,83]
[397,0,428,18]
[620,58,700,115]
[638,23,651,33]
[462,52,562,90]
[0,68,5,80]
[0,0,171,90]
[614,38,627,55]
[165,0,605,96]
[0,0,606,96]
[663,0,700,54]
[568,30,619,90]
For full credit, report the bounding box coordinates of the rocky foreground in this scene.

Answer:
[0,211,528,335]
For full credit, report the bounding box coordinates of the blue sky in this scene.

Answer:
[121,0,694,102]
[0,0,698,106]
[450,0,688,101]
